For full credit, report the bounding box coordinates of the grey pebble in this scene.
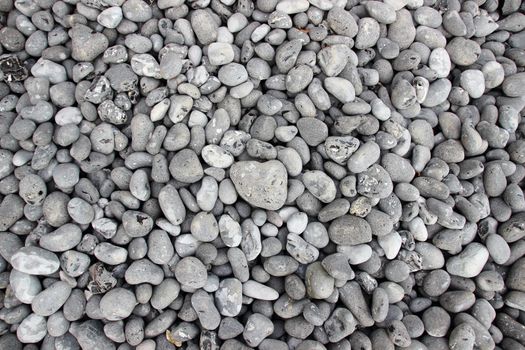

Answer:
[230,160,288,210]
[9,269,42,304]
[327,7,358,37]
[174,257,208,289]
[39,224,82,252]
[215,278,243,317]
[70,320,116,350]
[32,281,71,317]
[125,259,164,285]
[10,246,59,275]
[16,314,47,344]
[243,313,274,347]
[191,290,221,330]
[100,288,136,321]
[242,280,279,300]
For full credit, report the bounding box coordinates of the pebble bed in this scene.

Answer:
[0,0,524,349]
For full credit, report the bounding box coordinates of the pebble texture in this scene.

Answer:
[0,0,524,349]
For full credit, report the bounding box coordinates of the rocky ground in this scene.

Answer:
[0,0,524,349]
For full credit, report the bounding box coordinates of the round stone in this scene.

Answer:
[100,288,137,321]
[174,257,208,289]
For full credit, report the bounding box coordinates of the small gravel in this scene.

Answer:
[0,0,524,349]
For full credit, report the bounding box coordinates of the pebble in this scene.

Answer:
[70,25,109,62]
[502,72,525,97]
[191,290,221,330]
[169,149,203,183]
[302,170,336,203]
[174,257,208,289]
[506,258,525,292]
[158,184,186,226]
[150,278,180,311]
[9,269,41,304]
[191,10,218,45]
[287,212,308,234]
[305,262,334,299]
[10,247,59,275]
[39,224,82,252]
[16,314,47,343]
[324,308,357,342]
[324,77,356,103]
[329,215,372,246]
[125,259,164,285]
[31,281,71,316]
[446,37,481,66]
[460,70,485,99]
[243,313,274,347]
[97,7,123,29]
[446,243,489,278]
[449,323,476,350]
[339,281,374,327]
[242,280,279,300]
[297,118,328,146]
[322,253,354,281]
[327,7,358,37]
[347,140,381,173]
[318,45,352,77]
[366,1,396,24]
[357,164,394,199]
[230,160,288,210]
[208,43,235,66]
[215,278,243,317]
[218,63,248,87]
[70,320,116,350]
[122,0,152,22]
[99,288,137,321]
[94,242,128,265]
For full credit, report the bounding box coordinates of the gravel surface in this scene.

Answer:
[0,0,524,349]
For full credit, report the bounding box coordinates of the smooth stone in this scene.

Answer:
[158,184,186,226]
[305,262,335,299]
[329,215,372,246]
[191,290,221,330]
[10,269,42,304]
[39,224,82,252]
[125,259,164,285]
[174,257,208,289]
[446,243,489,278]
[243,313,274,347]
[215,278,243,317]
[10,246,59,275]
[100,288,137,321]
[302,170,337,203]
[230,160,288,210]
[242,280,279,300]
[16,314,47,343]
[208,43,235,66]
[32,281,72,316]
[70,320,116,350]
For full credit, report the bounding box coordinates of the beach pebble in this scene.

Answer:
[305,262,335,299]
[230,160,288,210]
[99,288,137,321]
[243,313,274,347]
[208,43,235,66]
[215,278,243,317]
[446,243,489,278]
[0,1,523,348]
[31,281,71,316]
[174,257,208,289]
[16,314,47,343]
[10,247,59,275]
